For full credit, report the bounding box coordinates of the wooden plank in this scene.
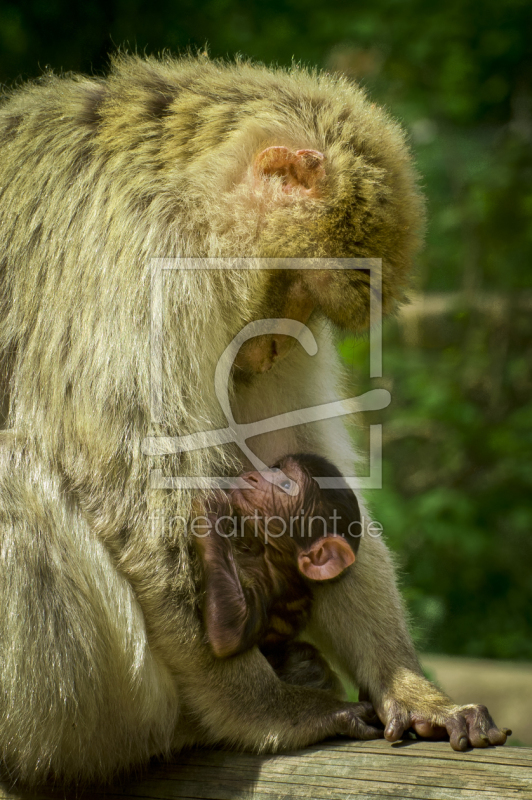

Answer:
[0,740,530,800]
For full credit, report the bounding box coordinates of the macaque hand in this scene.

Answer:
[384,699,512,751]
[332,701,384,741]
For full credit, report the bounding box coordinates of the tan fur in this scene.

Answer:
[0,54,504,786]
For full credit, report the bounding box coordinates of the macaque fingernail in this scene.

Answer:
[459,736,468,749]
[502,728,512,736]
[480,734,489,745]
[385,723,400,740]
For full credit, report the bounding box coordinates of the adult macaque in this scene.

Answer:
[195,453,361,662]
[0,54,509,785]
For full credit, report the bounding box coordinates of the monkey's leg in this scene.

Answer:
[262,641,345,696]
[0,455,179,785]
[305,533,511,750]
[174,642,382,753]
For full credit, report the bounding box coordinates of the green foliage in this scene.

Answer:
[341,308,532,660]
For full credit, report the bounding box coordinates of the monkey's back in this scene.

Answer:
[0,55,426,785]
[0,53,423,368]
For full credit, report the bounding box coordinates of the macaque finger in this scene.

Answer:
[465,705,498,748]
[468,730,490,748]
[411,720,447,739]
[487,726,510,746]
[357,724,386,741]
[412,705,511,751]
[333,703,383,739]
[344,717,385,740]
[384,711,410,743]
[445,716,470,751]
[356,701,381,725]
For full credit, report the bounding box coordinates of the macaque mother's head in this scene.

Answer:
[108,55,424,336]
[183,59,427,329]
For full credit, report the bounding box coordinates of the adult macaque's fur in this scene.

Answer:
[0,54,505,786]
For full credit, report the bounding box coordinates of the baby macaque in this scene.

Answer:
[194,453,360,690]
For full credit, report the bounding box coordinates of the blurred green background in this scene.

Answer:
[0,0,530,661]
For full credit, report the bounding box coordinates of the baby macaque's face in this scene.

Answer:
[229,458,304,517]
[227,455,356,582]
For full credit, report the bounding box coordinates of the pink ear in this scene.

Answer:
[254,146,325,196]
[297,536,355,581]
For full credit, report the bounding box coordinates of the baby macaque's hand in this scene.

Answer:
[384,701,511,750]
[332,701,384,740]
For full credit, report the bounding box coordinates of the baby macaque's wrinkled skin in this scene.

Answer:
[0,54,510,785]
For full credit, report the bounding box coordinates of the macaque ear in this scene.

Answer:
[297,536,355,581]
[254,146,326,196]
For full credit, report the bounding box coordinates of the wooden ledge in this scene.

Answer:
[2,739,531,800]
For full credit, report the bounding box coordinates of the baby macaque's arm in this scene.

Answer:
[195,516,267,658]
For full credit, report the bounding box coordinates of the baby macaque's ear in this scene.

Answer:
[297,536,355,581]
[253,146,326,196]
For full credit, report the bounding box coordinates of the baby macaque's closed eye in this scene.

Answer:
[297,536,355,581]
